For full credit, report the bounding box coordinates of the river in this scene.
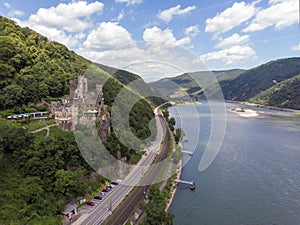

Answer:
[168,101,300,225]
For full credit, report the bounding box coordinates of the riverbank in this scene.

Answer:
[226,100,300,114]
[173,101,202,106]
[165,142,183,211]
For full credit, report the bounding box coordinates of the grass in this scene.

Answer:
[18,118,55,132]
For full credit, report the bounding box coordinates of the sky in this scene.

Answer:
[0,0,299,82]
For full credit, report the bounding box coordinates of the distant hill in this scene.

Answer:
[150,69,245,99]
[220,57,300,101]
[150,58,300,110]
[249,74,300,109]
[96,63,165,106]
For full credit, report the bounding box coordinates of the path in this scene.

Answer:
[30,124,57,138]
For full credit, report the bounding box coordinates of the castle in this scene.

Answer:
[50,76,110,142]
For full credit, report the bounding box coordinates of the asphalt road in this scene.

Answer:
[104,114,171,225]
[72,111,168,225]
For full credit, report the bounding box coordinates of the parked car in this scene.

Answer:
[100,192,105,196]
[110,181,119,185]
[86,201,95,206]
[102,188,109,192]
[94,195,102,200]
[107,185,113,189]
[109,183,115,188]
[106,186,112,191]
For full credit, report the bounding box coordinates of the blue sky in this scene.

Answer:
[0,0,299,81]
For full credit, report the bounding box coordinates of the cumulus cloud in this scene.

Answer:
[14,18,84,48]
[28,1,104,33]
[143,26,191,47]
[199,45,256,65]
[83,22,133,51]
[243,0,298,32]
[4,2,11,9]
[157,5,196,23]
[215,33,250,49]
[8,10,25,17]
[205,1,257,36]
[13,1,103,49]
[200,31,255,66]
[79,42,205,82]
[184,25,200,37]
[115,0,143,5]
[78,26,203,82]
[291,43,300,51]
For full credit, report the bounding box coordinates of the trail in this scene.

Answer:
[30,124,57,138]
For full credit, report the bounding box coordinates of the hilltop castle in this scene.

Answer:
[50,76,110,141]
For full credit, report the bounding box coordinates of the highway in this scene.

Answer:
[104,114,170,225]
[72,109,168,225]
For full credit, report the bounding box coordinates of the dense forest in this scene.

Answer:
[0,119,106,224]
[150,69,245,99]
[0,16,164,224]
[250,74,300,109]
[219,57,300,102]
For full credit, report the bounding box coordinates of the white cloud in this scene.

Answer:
[243,0,298,32]
[157,5,197,23]
[78,26,203,82]
[199,45,256,65]
[79,42,206,82]
[184,25,200,37]
[215,33,250,49]
[143,26,191,48]
[291,43,300,51]
[28,1,104,33]
[115,0,143,5]
[13,1,103,49]
[8,10,25,17]
[14,18,83,48]
[4,2,11,9]
[113,9,125,22]
[205,1,257,36]
[83,22,133,51]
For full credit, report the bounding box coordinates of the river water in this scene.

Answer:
[168,101,300,225]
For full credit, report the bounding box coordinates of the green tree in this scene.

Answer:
[54,169,76,196]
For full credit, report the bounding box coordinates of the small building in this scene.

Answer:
[61,203,78,216]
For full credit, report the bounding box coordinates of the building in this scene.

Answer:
[51,76,110,141]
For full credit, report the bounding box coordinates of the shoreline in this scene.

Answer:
[173,101,202,106]
[165,142,183,212]
[226,100,300,114]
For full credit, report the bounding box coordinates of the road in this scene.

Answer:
[72,109,168,225]
[104,114,171,225]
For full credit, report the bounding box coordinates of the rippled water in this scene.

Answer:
[168,102,300,225]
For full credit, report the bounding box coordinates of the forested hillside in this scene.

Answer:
[0,16,162,224]
[249,74,300,109]
[150,57,300,110]
[150,69,244,98]
[220,57,300,101]
[0,16,91,112]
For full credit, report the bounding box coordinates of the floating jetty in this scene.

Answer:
[173,179,196,190]
[181,150,193,156]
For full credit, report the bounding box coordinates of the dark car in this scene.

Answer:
[94,195,102,200]
[86,201,95,206]
[110,181,118,185]
[102,188,109,192]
